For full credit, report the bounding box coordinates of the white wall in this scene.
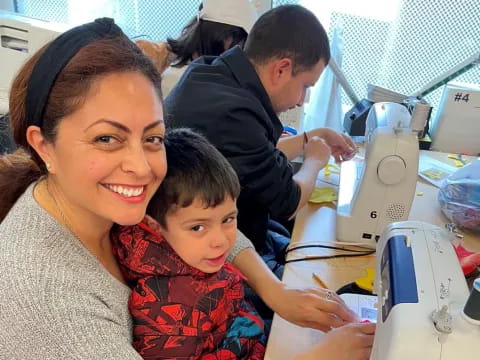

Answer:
[252,0,272,16]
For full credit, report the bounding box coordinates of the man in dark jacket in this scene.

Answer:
[165,5,356,277]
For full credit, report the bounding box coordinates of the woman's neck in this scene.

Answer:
[33,178,117,265]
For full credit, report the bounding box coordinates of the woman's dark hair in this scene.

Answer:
[245,5,330,75]
[167,15,248,68]
[0,36,162,222]
[147,128,240,228]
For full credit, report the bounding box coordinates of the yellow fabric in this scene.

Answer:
[308,187,338,203]
[447,154,468,167]
[421,169,445,180]
[323,164,340,177]
[355,268,375,292]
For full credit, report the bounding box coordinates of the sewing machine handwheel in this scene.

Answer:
[377,155,406,185]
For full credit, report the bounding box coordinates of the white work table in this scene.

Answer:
[264,150,480,360]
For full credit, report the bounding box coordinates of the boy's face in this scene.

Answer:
[159,196,238,273]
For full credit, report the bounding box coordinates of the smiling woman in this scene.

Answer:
[0,18,165,359]
[31,71,167,230]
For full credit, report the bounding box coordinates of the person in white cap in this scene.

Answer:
[136,0,257,97]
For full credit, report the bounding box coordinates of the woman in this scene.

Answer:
[0,18,374,360]
[136,0,257,97]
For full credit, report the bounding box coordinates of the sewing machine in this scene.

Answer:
[336,102,423,246]
[0,11,67,113]
[371,221,480,359]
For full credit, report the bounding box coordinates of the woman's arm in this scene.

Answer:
[231,247,359,331]
[293,323,375,360]
[227,229,255,263]
[0,283,143,360]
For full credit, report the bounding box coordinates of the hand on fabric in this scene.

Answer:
[313,128,357,163]
[294,322,376,360]
[269,284,360,332]
[303,136,331,169]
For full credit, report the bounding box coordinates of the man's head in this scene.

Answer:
[244,5,330,113]
[147,128,240,273]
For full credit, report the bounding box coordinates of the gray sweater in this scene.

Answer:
[0,184,253,359]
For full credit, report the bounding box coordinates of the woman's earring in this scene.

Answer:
[46,162,51,171]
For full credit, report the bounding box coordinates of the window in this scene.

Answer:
[15,0,200,41]
[14,0,480,123]
[303,0,480,123]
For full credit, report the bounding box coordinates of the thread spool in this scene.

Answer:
[463,278,480,325]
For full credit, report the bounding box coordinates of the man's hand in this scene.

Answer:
[303,136,331,170]
[312,128,357,163]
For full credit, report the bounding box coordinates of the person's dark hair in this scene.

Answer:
[167,11,248,68]
[244,5,330,75]
[0,36,162,222]
[147,128,240,228]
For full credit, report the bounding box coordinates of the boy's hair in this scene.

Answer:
[244,5,330,75]
[148,128,240,228]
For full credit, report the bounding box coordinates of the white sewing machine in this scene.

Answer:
[336,102,422,246]
[0,11,68,114]
[371,221,480,359]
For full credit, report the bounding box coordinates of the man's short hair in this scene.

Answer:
[244,5,330,74]
[148,128,240,228]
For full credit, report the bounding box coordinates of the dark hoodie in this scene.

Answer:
[111,216,266,360]
[164,46,301,254]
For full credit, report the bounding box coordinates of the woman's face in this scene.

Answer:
[45,71,166,226]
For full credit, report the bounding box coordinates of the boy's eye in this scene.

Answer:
[223,216,236,224]
[191,225,205,232]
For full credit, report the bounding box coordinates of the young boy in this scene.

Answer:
[111,128,266,360]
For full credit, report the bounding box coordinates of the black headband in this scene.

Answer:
[26,18,125,128]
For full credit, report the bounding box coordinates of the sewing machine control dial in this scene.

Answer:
[377,155,406,185]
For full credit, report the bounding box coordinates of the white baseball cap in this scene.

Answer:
[199,0,258,34]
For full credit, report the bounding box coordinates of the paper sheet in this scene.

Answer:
[418,154,457,188]
[340,293,378,323]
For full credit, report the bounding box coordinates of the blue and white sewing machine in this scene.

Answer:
[371,221,480,359]
[336,102,428,247]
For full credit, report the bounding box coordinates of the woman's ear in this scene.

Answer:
[26,125,56,173]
